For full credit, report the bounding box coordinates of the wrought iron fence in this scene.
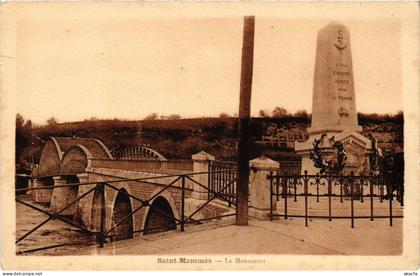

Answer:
[207,160,300,207]
[15,170,236,255]
[267,171,404,228]
[208,160,237,206]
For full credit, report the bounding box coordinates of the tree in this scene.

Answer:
[85,116,99,121]
[167,114,181,120]
[16,113,25,129]
[395,111,403,122]
[258,109,270,118]
[46,117,58,126]
[144,113,158,120]
[16,114,33,173]
[293,109,308,118]
[271,106,288,118]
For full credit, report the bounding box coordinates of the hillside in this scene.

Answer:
[15,113,404,173]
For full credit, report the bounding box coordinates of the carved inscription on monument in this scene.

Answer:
[333,29,352,99]
[332,28,354,119]
[334,69,352,91]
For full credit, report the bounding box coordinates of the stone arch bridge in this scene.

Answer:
[27,137,234,243]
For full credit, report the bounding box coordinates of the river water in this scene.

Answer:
[15,196,93,255]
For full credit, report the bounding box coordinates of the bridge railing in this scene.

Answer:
[90,158,194,173]
[267,170,404,228]
[207,159,300,206]
[15,169,236,255]
[208,160,237,206]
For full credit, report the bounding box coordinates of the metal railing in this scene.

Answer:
[15,170,236,255]
[208,160,237,206]
[207,160,300,207]
[267,171,404,228]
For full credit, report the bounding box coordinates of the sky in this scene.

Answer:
[15,17,402,125]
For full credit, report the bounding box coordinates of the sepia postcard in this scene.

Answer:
[0,2,419,272]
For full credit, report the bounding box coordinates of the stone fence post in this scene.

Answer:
[191,151,215,200]
[249,156,280,219]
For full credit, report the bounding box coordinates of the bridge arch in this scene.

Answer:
[33,138,62,203]
[113,144,166,160]
[38,137,63,177]
[51,145,94,216]
[54,137,113,160]
[109,187,134,241]
[60,145,93,176]
[142,189,179,235]
[33,137,113,204]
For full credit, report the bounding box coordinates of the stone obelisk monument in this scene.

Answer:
[296,22,372,175]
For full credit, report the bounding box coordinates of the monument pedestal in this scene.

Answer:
[296,131,373,175]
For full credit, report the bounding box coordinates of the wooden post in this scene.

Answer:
[269,171,273,221]
[181,176,185,232]
[236,16,255,226]
[304,171,308,227]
